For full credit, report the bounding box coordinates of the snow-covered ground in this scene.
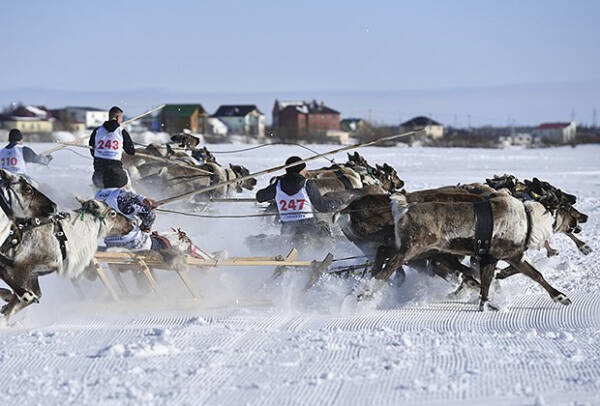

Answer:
[1,143,599,405]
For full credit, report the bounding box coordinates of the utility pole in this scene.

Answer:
[593,108,597,128]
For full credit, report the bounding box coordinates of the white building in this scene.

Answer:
[532,122,577,144]
[59,107,109,129]
[207,117,228,136]
[400,116,444,139]
[213,105,265,138]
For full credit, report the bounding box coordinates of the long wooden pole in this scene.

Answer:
[42,104,166,155]
[156,129,423,207]
[58,141,213,175]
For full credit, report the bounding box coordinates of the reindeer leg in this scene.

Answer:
[479,257,499,311]
[358,251,404,301]
[506,259,571,305]
[566,232,593,256]
[370,245,393,279]
[544,241,559,257]
[494,265,520,280]
[0,267,37,304]
[1,274,40,320]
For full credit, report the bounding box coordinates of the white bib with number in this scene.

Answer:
[275,180,314,222]
[94,126,124,161]
[0,145,26,174]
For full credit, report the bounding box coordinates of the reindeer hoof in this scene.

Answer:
[479,301,499,312]
[579,244,593,256]
[16,289,38,304]
[0,288,12,303]
[552,293,572,306]
[357,291,374,302]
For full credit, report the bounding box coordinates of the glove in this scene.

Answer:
[143,198,158,209]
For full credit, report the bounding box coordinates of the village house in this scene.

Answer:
[341,118,368,133]
[532,122,576,144]
[158,104,209,134]
[207,117,228,136]
[0,104,53,134]
[400,116,444,139]
[213,105,265,137]
[51,106,108,132]
[272,100,340,140]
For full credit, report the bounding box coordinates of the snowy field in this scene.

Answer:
[1,143,600,405]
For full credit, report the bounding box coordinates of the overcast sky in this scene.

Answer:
[2,0,599,93]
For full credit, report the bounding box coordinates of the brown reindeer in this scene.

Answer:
[339,188,588,310]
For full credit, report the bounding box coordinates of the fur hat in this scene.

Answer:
[8,129,23,143]
[285,156,306,173]
[102,167,129,188]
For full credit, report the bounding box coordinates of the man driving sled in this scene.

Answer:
[0,129,52,178]
[89,106,135,188]
[255,156,340,248]
[94,167,162,251]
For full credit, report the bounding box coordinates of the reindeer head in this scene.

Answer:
[229,164,257,191]
[554,204,588,234]
[347,151,369,168]
[373,163,404,192]
[76,198,133,236]
[0,169,57,217]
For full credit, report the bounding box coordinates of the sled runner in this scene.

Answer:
[90,248,333,302]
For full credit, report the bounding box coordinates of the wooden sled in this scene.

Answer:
[89,248,333,302]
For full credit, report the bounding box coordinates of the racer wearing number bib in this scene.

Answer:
[0,129,53,177]
[0,144,26,175]
[89,107,135,188]
[93,126,124,161]
[275,180,314,222]
[95,168,157,252]
[256,156,346,245]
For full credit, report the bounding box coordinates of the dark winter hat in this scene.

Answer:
[8,129,23,143]
[102,167,129,188]
[285,156,306,173]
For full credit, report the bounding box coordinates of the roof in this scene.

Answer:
[6,105,52,119]
[401,116,442,127]
[273,100,304,111]
[276,100,339,115]
[341,118,364,124]
[213,105,263,117]
[64,106,107,112]
[538,122,571,129]
[162,104,206,117]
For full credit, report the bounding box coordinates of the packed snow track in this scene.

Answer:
[1,144,599,405]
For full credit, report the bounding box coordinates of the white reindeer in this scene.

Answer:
[1,199,133,319]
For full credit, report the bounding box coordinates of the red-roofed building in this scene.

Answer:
[533,121,576,143]
[273,100,340,140]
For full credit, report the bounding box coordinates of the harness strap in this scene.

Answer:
[524,205,533,250]
[53,221,68,260]
[473,200,494,258]
[0,212,70,259]
[0,189,13,217]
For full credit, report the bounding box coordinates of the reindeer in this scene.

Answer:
[137,161,256,201]
[0,199,133,319]
[0,170,58,297]
[339,187,588,311]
